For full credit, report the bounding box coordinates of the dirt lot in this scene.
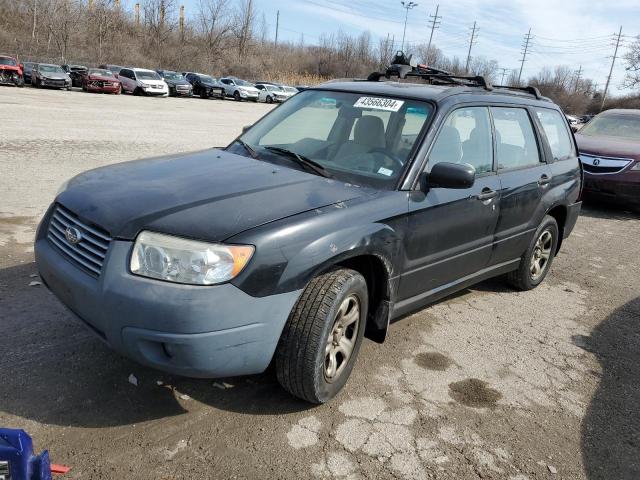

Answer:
[0,86,639,480]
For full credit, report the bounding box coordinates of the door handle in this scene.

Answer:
[475,189,497,201]
[538,174,551,186]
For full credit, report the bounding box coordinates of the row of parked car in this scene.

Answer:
[0,55,299,103]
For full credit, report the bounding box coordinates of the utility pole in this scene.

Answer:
[400,1,418,53]
[498,67,510,85]
[601,26,623,111]
[135,3,140,28]
[465,21,478,73]
[573,65,583,92]
[517,28,532,85]
[31,0,37,40]
[275,10,279,46]
[426,4,441,55]
[179,5,185,42]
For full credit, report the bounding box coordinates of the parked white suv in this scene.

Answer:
[118,68,168,96]
[219,77,259,102]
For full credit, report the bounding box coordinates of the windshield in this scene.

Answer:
[235,79,253,86]
[88,68,114,77]
[228,90,432,189]
[0,57,17,66]
[136,70,161,80]
[579,113,640,141]
[199,75,215,83]
[163,71,184,81]
[266,85,282,92]
[39,65,65,73]
[284,86,298,93]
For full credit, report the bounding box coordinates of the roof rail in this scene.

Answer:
[367,51,493,92]
[494,85,543,100]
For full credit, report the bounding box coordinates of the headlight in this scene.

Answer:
[140,82,149,88]
[130,231,254,285]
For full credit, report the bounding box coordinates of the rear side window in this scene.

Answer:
[492,107,541,170]
[428,107,493,175]
[535,108,574,160]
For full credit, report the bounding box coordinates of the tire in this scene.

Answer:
[200,89,209,99]
[233,91,241,101]
[266,95,273,104]
[15,76,24,88]
[275,268,368,404]
[507,215,559,291]
[66,86,72,91]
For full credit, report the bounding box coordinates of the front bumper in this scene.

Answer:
[583,172,640,207]
[142,86,169,96]
[86,83,120,93]
[34,209,301,378]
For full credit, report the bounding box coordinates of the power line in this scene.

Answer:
[465,21,478,72]
[426,4,441,55]
[518,28,533,84]
[601,26,623,111]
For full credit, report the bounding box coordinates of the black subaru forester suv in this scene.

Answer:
[35,57,581,403]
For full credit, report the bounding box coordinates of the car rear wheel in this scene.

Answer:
[507,215,559,290]
[275,268,368,403]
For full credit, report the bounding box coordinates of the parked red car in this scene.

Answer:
[575,109,640,209]
[0,55,24,87]
[81,68,121,94]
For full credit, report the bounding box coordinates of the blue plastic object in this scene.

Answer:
[0,429,51,480]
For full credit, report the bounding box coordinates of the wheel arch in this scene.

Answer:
[546,203,568,253]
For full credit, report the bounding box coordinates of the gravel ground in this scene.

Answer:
[0,86,639,480]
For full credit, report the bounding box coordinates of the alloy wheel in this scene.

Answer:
[324,294,360,383]
[530,230,553,281]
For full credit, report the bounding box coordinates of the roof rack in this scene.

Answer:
[367,51,493,91]
[493,85,543,100]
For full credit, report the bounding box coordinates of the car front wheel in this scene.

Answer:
[507,215,559,290]
[233,91,241,101]
[275,268,368,403]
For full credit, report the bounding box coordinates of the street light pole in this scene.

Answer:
[400,1,417,53]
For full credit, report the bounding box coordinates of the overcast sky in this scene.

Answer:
[184,0,639,93]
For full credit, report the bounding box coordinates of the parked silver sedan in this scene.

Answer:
[31,64,72,90]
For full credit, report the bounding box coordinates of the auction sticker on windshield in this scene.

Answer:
[354,97,404,112]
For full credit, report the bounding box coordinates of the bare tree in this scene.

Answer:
[45,0,84,62]
[196,0,232,70]
[235,0,254,59]
[142,0,176,65]
[87,0,119,63]
[624,35,640,90]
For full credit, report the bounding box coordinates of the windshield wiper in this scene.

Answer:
[234,139,259,159]
[263,146,333,178]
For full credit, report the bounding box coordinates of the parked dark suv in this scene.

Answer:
[35,58,581,403]
[184,72,225,99]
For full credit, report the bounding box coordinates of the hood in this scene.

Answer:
[575,133,640,161]
[0,65,21,72]
[88,74,118,82]
[166,78,190,87]
[139,79,166,86]
[58,149,365,241]
[201,80,220,87]
[238,85,259,93]
[41,72,69,80]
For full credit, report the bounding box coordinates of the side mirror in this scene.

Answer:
[426,162,475,189]
[242,124,252,134]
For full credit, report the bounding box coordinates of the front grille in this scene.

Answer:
[0,461,10,480]
[47,204,112,277]
[580,154,632,175]
[44,78,65,86]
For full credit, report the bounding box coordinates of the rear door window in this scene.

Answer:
[492,107,541,170]
[534,108,575,160]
